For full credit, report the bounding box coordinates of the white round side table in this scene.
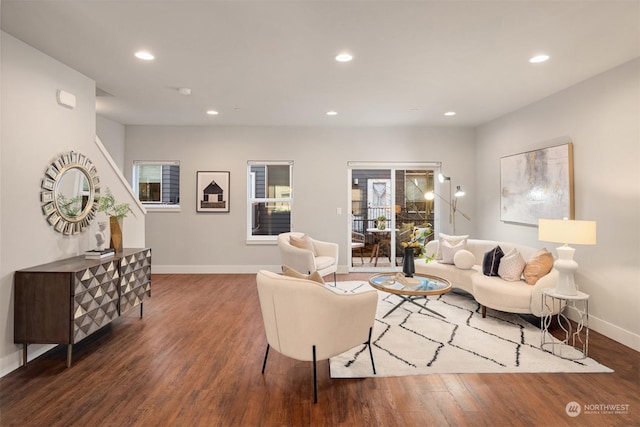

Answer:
[541,289,590,360]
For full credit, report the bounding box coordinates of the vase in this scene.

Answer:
[377,220,386,230]
[109,216,123,252]
[402,247,415,277]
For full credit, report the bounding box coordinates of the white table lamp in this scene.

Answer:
[538,218,597,296]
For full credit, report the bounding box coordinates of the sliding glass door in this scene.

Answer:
[349,163,437,272]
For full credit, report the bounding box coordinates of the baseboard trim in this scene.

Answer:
[153,264,352,275]
[152,265,282,274]
[1,343,56,378]
[588,315,640,352]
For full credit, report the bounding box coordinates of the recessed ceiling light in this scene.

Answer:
[135,51,155,61]
[444,111,456,116]
[177,88,192,95]
[529,54,550,64]
[206,110,219,116]
[326,111,338,116]
[335,53,353,62]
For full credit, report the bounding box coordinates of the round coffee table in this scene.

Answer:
[369,272,452,318]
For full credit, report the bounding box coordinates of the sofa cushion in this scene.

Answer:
[435,233,469,260]
[282,265,325,285]
[289,234,317,256]
[482,245,504,276]
[453,249,475,270]
[440,239,467,264]
[472,274,533,314]
[523,248,555,285]
[498,248,526,281]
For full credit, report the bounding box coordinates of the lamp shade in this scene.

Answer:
[538,219,597,245]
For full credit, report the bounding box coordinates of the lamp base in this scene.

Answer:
[554,245,579,296]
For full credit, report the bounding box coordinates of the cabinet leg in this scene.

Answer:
[66,344,73,368]
[22,344,28,367]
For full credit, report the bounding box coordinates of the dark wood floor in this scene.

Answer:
[1,273,638,426]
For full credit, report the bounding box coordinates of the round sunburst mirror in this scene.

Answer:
[40,151,100,234]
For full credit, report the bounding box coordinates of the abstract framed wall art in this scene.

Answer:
[500,143,574,225]
[196,171,230,213]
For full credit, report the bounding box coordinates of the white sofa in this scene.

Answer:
[414,239,559,317]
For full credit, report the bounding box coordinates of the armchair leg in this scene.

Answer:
[332,271,337,286]
[261,344,270,374]
[367,327,376,375]
[312,345,318,404]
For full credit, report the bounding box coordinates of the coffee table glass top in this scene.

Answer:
[369,272,452,296]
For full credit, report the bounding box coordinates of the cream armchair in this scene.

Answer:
[256,270,378,403]
[277,232,339,284]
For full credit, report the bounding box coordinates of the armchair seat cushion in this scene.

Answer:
[315,256,336,270]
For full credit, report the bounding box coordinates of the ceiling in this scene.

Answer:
[2,1,638,127]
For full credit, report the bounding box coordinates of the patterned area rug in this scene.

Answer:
[328,281,613,378]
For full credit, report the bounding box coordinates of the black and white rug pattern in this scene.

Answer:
[328,281,613,378]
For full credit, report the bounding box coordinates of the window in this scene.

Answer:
[247,161,293,242]
[132,161,180,209]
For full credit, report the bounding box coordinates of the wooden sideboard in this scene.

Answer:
[14,248,151,367]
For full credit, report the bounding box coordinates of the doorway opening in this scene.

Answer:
[348,163,439,272]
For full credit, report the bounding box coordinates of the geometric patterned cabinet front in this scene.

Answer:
[14,248,151,368]
[119,248,152,314]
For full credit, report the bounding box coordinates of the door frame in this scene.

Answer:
[347,161,441,272]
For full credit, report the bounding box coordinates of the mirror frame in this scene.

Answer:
[40,151,100,235]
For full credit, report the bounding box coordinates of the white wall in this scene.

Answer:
[475,58,640,350]
[125,126,476,272]
[97,115,125,172]
[0,33,146,376]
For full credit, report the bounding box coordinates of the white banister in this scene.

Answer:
[94,135,147,215]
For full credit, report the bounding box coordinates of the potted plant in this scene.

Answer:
[376,215,387,230]
[97,188,134,252]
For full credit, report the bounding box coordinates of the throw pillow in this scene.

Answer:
[498,248,526,281]
[523,248,555,285]
[282,265,325,285]
[482,245,504,276]
[289,234,317,256]
[453,249,475,270]
[435,233,469,260]
[440,239,467,264]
